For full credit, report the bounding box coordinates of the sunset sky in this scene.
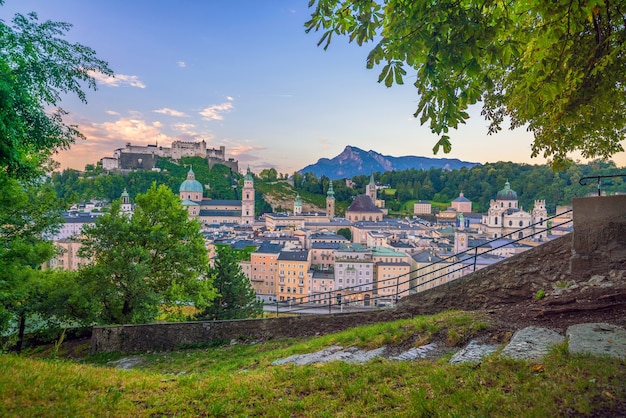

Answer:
[4,0,625,174]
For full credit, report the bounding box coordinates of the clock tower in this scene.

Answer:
[454,213,468,254]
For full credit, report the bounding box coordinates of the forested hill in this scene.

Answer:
[290,160,624,213]
[52,157,241,205]
[52,159,624,215]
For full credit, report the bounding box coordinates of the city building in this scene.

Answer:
[451,192,472,213]
[413,201,432,215]
[277,250,311,303]
[345,195,384,222]
[479,181,548,240]
[249,242,282,302]
[43,239,89,271]
[179,167,255,227]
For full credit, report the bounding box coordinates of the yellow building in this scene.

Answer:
[371,247,411,305]
[410,250,456,292]
[43,239,90,271]
[277,250,310,303]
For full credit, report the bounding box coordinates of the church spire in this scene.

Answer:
[326,181,335,198]
[326,181,335,219]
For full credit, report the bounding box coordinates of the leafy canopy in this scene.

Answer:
[0,2,112,177]
[306,0,626,169]
[79,184,216,325]
[0,176,63,334]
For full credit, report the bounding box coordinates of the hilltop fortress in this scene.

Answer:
[100,140,238,172]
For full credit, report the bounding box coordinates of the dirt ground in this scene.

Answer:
[394,233,626,339]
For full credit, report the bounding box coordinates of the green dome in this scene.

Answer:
[496,181,517,200]
[179,168,203,193]
[244,167,253,182]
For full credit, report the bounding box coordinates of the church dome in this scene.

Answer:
[496,181,518,200]
[179,168,203,193]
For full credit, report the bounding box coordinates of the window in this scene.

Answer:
[519,221,523,227]
[509,220,512,226]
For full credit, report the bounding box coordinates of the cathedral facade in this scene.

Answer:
[179,167,255,227]
[479,181,548,240]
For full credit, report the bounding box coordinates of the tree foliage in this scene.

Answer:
[0,2,112,346]
[0,3,112,178]
[51,158,244,205]
[0,176,66,347]
[79,183,215,324]
[306,1,626,168]
[337,227,352,241]
[195,245,263,321]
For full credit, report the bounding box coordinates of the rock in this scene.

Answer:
[271,345,387,365]
[270,323,626,366]
[389,343,438,361]
[588,275,606,286]
[449,340,499,365]
[271,345,343,365]
[500,327,564,361]
[567,323,626,360]
[108,356,144,369]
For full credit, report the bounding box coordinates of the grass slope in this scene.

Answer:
[2,311,624,417]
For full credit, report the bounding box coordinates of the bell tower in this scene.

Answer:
[241,167,255,225]
[326,181,335,219]
[454,213,468,254]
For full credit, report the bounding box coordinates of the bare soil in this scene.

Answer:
[413,234,626,336]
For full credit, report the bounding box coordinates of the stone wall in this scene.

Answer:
[90,310,406,354]
[570,195,626,278]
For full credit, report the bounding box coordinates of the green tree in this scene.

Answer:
[0,3,111,347]
[0,4,112,178]
[79,183,216,324]
[337,227,352,242]
[306,1,626,168]
[0,176,63,346]
[259,167,278,181]
[196,245,263,321]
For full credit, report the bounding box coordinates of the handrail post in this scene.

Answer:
[473,247,478,272]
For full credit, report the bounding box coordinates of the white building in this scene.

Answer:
[479,181,548,240]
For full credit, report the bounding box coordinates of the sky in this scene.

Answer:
[3,0,626,175]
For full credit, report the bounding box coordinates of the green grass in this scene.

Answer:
[2,311,625,417]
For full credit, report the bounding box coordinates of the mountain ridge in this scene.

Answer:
[299,145,480,180]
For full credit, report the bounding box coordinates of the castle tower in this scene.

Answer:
[241,167,255,225]
[326,181,335,219]
[454,212,468,254]
[366,173,376,203]
[294,193,302,215]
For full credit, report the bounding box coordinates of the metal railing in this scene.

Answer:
[579,173,626,196]
[263,209,573,316]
